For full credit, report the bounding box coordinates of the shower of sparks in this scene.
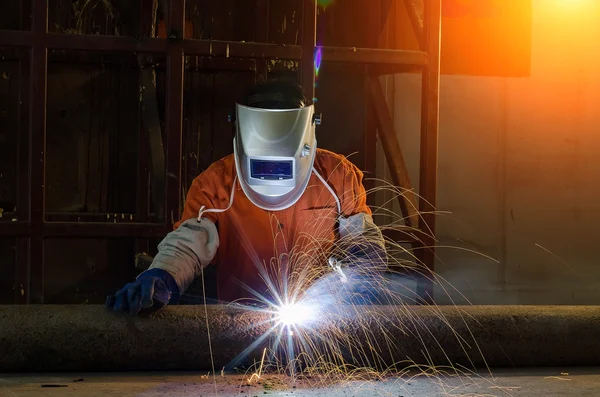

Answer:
[179,175,506,394]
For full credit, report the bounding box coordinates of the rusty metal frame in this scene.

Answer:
[0,0,441,304]
[360,0,441,304]
[414,0,442,303]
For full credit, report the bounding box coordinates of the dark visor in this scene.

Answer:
[250,159,293,180]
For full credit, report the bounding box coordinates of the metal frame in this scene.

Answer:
[0,0,441,303]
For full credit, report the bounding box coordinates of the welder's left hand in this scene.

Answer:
[106,268,179,315]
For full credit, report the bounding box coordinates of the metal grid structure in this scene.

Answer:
[0,0,441,304]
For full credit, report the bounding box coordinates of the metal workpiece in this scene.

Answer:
[2,305,600,372]
[0,305,273,372]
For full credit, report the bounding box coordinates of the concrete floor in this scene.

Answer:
[1,368,599,397]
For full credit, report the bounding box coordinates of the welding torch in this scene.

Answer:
[328,257,348,283]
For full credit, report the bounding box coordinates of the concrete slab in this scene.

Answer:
[1,368,599,397]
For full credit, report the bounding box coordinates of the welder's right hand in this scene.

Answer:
[106,268,179,315]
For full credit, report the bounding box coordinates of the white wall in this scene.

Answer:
[377,0,600,304]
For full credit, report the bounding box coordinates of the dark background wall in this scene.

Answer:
[0,0,397,304]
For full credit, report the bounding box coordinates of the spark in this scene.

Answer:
[182,173,514,395]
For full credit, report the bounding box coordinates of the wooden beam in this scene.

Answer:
[366,76,420,230]
[402,0,424,50]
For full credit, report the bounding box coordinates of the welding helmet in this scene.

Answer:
[233,80,322,211]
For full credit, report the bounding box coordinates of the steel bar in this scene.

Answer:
[403,0,425,50]
[0,29,303,58]
[415,0,442,304]
[186,56,257,72]
[321,46,428,66]
[164,0,185,227]
[0,30,167,52]
[183,40,301,59]
[367,76,420,229]
[28,0,48,304]
[45,33,168,52]
[2,305,600,372]
[363,75,377,209]
[42,222,169,238]
[0,30,432,67]
[0,221,168,238]
[45,213,146,222]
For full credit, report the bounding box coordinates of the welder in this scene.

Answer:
[106,79,387,315]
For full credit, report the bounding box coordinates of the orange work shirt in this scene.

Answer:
[174,148,371,303]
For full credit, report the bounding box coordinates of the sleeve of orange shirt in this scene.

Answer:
[174,176,220,230]
[173,157,235,230]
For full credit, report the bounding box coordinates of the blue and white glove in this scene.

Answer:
[106,268,179,315]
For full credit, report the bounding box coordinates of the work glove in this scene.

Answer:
[105,268,180,315]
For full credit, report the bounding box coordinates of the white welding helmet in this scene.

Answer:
[233,80,322,211]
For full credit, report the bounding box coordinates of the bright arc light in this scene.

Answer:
[277,303,314,327]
